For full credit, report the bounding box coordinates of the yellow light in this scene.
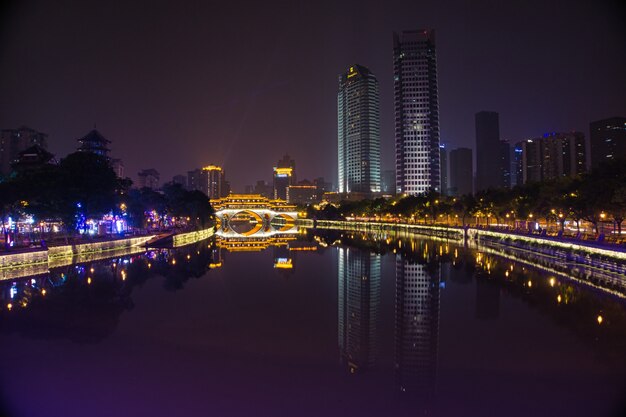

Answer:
[7,303,13,311]
[597,315,603,324]
[172,259,176,265]
[202,165,222,171]
[148,263,152,268]
[42,289,46,296]
[549,277,556,287]
[557,295,562,303]
[505,270,509,277]
[187,254,191,260]
[529,213,533,218]
[600,213,606,220]
[527,280,532,288]
[274,167,293,176]
[87,277,92,285]
[90,267,94,273]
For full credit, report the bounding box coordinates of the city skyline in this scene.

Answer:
[1,0,625,191]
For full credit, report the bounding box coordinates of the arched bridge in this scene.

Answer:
[212,194,299,237]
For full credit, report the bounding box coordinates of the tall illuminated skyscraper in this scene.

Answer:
[393,30,440,195]
[337,65,381,195]
[338,247,381,373]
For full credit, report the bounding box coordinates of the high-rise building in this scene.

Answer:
[381,170,396,194]
[111,158,124,178]
[449,147,473,196]
[338,247,381,373]
[517,132,586,184]
[590,117,626,168]
[77,129,111,159]
[439,144,448,195]
[137,169,160,190]
[512,143,523,187]
[202,165,223,199]
[0,126,48,176]
[499,140,511,189]
[393,30,440,195]
[395,257,439,397]
[273,154,296,200]
[475,111,508,191]
[337,64,381,195]
[172,174,187,189]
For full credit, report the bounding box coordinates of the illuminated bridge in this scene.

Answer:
[212,194,299,237]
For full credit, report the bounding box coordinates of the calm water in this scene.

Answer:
[1,229,625,417]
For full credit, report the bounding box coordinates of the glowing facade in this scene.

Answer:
[393,30,440,195]
[337,65,381,195]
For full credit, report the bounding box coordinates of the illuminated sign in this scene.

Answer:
[347,66,357,78]
[274,167,293,176]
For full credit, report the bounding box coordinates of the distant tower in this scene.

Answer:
[137,169,160,190]
[475,111,508,191]
[77,129,111,159]
[203,165,223,199]
[0,126,48,176]
[337,64,381,195]
[273,153,296,200]
[393,29,440,195]
[338,247,381,373]
[439,144,448,195]
[449,148,473,196]
[590,117,626,168]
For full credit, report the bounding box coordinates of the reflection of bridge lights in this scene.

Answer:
[557,295,562,303]
[597,315,603,324]
[41,289,46,296]
[549,277,556,287]
[209,262,222,269]
[7,303,13,311]
[87,277,92,285]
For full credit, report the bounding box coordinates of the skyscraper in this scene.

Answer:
[203,165,223,199]
[439,144,448,195]
[273,153,296,200]
[337,65,381,195]
[393,30,440,195]
[475,111,504,191]
[338,247,381,373]
[449,147,473,196]
[517,132,586,184]
[590,117,626,169]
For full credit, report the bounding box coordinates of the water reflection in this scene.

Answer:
[338,247,381,373]
[395,256,440,401]
[1,227,625,417]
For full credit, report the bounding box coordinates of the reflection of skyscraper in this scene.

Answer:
[395,257,439,398]
[338,247,381,372]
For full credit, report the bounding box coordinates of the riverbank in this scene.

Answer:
[0,227,215,281]
[300,218,626,294]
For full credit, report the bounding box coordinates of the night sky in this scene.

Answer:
[1,0,624,191]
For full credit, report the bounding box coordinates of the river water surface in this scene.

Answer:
[1,228,625,417]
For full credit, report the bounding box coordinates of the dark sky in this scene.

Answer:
[1,0,625,191]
